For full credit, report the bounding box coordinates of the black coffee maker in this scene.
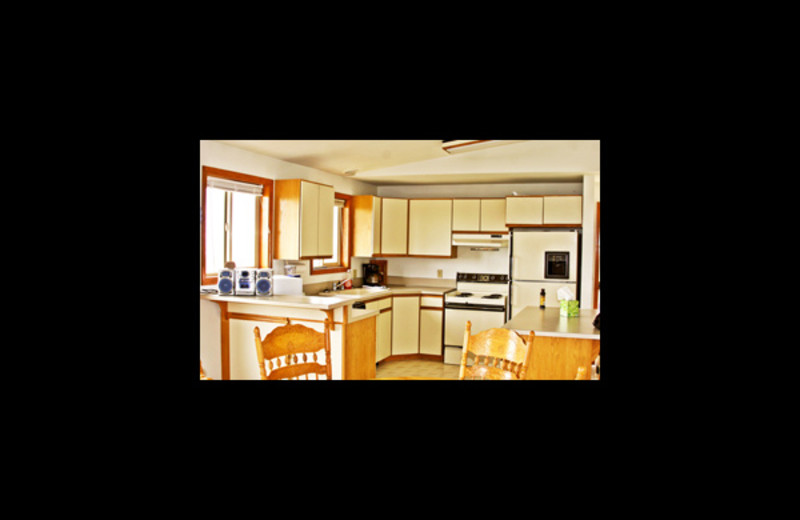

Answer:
[363,263,384,286]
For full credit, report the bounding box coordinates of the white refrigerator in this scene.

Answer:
[509,229,580,319]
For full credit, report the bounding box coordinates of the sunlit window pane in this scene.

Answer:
[231,192,257,267]
[205,187,226,274]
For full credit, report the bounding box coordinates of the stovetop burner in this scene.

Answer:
[482,294,503,299]
[454,292,473,297]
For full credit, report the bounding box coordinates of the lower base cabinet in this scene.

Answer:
[419,309,443,355]
[376,310,392,361]
[391,296,420,355]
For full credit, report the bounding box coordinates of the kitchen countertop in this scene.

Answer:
[199,284,455,311]
[503,306,600,340]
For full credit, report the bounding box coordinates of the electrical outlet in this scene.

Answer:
[437,269,443,278]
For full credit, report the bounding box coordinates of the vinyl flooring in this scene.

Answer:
[375,359,461,379]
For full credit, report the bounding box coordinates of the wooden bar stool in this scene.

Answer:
[458,321,534,380]
[253,323,331,380]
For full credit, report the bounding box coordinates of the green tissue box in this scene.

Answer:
[559,299,579,317]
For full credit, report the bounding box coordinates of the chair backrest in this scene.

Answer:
[458,321,534,380]
[253,323,331,380]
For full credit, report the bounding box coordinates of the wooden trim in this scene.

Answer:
[209,301,231,380]
[420,306,443,311]
[506,223,582,228]
[593,201,600,309]
[228,312,344,327]
[451,230,509,234]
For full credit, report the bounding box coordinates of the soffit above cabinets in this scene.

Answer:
[214,140,599,185]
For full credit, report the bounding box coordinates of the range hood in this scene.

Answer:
[452,233,509,248]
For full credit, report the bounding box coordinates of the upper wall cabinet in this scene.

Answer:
[480,198,507,232]
[506,196,543,225]
[542,195,582,225]
[408,199,453,257]
[352,195,382,257]
[274,179,334,260]
[506,195,582,226]
[381,197,408,255]
[452,198,506,232]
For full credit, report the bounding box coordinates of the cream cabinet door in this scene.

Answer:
[419,309,443,355]
[316,184,334,256]
[376,310,392,362]
[408,199,452,256]
[381,198,408,255]
[391,296,419,355]
[543,196,582,225]
[480,199,506,231]
[505,196,543,225]
[452,199,480,231]
[300,181,320,257]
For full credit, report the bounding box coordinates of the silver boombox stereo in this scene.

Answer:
[217,268,235,295]
[235,268,255,296]
[255,268,273,296]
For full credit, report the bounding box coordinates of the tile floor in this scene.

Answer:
[375,359,461,379]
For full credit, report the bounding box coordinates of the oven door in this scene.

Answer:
[444,304,507,346]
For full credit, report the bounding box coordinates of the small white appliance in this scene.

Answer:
[255,268,273,296]
[217,268,235,295]
[235,268,256,296]
[443,272,509,364]
[509,229,580,319]
[273,274,303,295]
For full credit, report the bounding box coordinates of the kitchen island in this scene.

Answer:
[200,291,380,380]
[503,306,600,380]
[200,285,453,380]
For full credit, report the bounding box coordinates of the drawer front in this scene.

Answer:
[420,296,443,308]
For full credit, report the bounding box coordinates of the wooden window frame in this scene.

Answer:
[201,165,273,285]
[310,192,352,275]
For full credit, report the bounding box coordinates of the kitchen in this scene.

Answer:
[199,140,600,380]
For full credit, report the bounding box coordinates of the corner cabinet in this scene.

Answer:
[274,179,334,260]
[352,195,382,257]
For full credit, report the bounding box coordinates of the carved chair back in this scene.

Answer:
[253,323,331,380]
[458,321,533,380]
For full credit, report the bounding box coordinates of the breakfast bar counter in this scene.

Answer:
[199,285,454,380]
[503,306,600,380]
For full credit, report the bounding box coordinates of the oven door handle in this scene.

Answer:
[444,303,506,312]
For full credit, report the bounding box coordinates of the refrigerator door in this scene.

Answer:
[510,281,577,318]
[511,230,579,282]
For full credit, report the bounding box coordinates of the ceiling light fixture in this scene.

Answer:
[343,169,358,177]
[441,140,506,154]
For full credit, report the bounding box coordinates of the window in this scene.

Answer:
[311,193,351,274]
[201,166,272,285]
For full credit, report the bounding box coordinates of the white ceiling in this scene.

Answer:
[215,140,600,185]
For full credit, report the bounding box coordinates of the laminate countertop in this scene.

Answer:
[503,306,600,340]
[199,284,454,311]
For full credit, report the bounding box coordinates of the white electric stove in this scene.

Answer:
[443,272,509,364]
